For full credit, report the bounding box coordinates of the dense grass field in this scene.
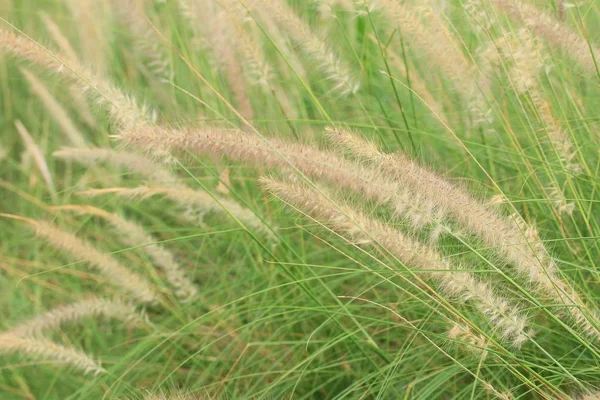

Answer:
[1,0,599,398]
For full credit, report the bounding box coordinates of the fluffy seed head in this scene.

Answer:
[33,220,157,303]
[0,333,104,375]
[55,205,198,300]
[8,297,149,337]
[327,126,598,339]
[261,176,530,346]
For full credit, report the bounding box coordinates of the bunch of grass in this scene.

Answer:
[327,126,599,339]
[258,0,359,96]
[491,0,600,74]
[54,147,275,241]
[116,120,598,339]
[54,205,198,300]
[32,220,157,304]
[110,0,172,82]
[116,125,433,231]
[260,177,529,346]
[0,27,149,129]
[492,28,581,175]
[178,0,254,119]
[7,296,148,337]
[0,333,104,375]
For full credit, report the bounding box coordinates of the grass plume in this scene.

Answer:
[0,333,104,375]
[327,126,600,339]
[260,176,530,346]
[54,205,198,300]
[32,220,157,303]
[7,296,149,337]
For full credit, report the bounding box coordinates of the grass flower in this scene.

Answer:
[260,176,530,346]
[492,0,600,74]
[14,121,57,201]
[39,13,78,63]
[0,333,104,375]
[7,297,149,337]
[54,147,179,186]
[448,322,489,359]
[20,68,87,148]
[259,0,359,96]
[0,27,149,129]
[327,126,599,339]
[55,147,275,241]
[116,125,439,231]
[179,0,253,119]
[32,220,157,303]
[54,205,198,300]
[494,28,581,174]
[111,0,172,82]
[76,186,275,241]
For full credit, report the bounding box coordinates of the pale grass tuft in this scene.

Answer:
[0,27,66,73]
[369,34,449,126]
[7,296,149,337]
[116,125,441,232]
[576,393,600,400]
[373,0,479,94]
[54,205,198,300]
[144,390,202,400]
[448,323,489,359]
[0,27,149,129]
[260,176,530,346]
[40,13,79,63]
[110,0,172,82]
[493,28,581,175]
[76,186,275,241]
[14,121,57,201]
[179,0,253,119]
[0,333,104,375]
[54,147,178,186]
[372,0,492,133]
[492,0,600,74]
[259,0,359,96]
[38,16,98,128]
[20,68,87,148]
[218,0,273,86]
[327,126,599,339]
[54,146,274,240]
[481,380,514,400]
[65,0,109,74]
[313,0,355,20]
[32,220,157,303]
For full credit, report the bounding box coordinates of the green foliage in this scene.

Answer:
[0,0,599,398]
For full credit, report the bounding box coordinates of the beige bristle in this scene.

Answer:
[14,121,57,201]
[55,205,198,300]
[492,0,600,74]
[261,177,530,346]
[0,333,104,375]
[327,126,599,340]
[54,147,178,186]
[76,186,275,241]
[32,221,157,304]
[20,68,87,148]
[179,0,253,120]
[259,0,359,96]
[8,297,149,337]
